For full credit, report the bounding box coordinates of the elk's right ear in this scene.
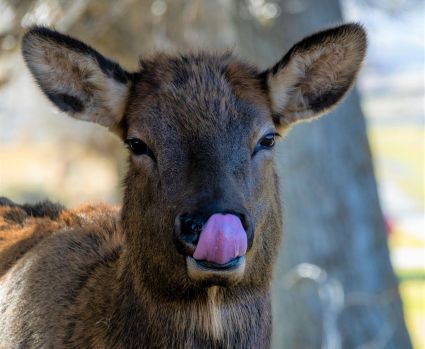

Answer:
[22,26,130,132]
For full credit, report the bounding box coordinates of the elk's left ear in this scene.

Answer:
[262,23,367,128]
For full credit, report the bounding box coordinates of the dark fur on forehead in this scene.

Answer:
[127,51,270,132]
[136,51,267,96]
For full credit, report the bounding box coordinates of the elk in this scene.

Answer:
[0,23,366,348]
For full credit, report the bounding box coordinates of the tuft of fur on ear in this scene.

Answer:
[22,26,131,131]
[263,23,367,128]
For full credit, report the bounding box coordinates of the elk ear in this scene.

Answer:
[22,26,130,132]
[263,23,366,129]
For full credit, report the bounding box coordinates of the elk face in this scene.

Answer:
[121,54,279,288]
[22,24,366,293]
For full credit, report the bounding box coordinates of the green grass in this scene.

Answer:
[399,279,425,349]
[369,125,425,348]
[368,126,424,208]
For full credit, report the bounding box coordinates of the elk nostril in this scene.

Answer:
[180,215,204,245]
[190,222,203,234]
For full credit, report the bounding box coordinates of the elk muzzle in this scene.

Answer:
[174,209,253,284]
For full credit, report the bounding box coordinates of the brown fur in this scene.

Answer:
[0,23,366,348]
[0,202,120,278]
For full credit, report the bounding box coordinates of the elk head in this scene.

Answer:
[22,24,366,298]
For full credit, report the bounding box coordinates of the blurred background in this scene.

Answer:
[0,0,423,348]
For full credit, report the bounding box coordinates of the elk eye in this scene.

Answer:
[125,138,155,159]
[259,133,276,148]
[253,133,278,155]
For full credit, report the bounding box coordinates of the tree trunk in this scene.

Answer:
[233,1,413,348]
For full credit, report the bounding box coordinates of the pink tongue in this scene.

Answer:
[193,214,247,265]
